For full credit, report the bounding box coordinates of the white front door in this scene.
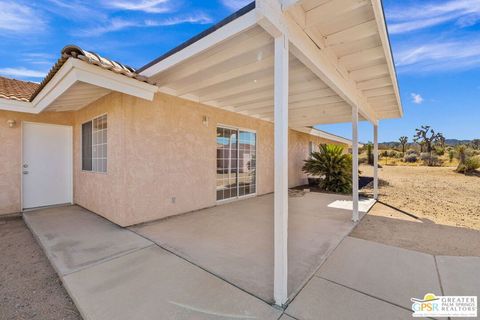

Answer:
[22,122,73,209]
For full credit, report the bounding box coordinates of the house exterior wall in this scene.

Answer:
[0,91,346,226]
[0,110,74,215]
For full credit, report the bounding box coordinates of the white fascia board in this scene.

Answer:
[293,126,355,146]
[280,0,301,10]
[371,0,403,117]
[0,58,158,114]
[256,0,378,125]
[0,98,37,113]
[139,10,258,78]
[72,60,157,101]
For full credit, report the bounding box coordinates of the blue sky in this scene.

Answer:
[0,0,479,142]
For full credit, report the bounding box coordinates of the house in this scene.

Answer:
[0,0,402,306]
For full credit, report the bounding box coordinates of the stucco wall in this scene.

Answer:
[114,92,343,226]
[0,110,74,215]
[0,91,346,226]
[72,93,127,224]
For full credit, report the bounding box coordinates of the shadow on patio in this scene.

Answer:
[131,192,365,304]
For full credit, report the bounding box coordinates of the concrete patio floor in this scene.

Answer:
[131,192,364,304]
[22,201,479,319]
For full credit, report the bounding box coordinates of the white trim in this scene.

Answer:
[273,33,289,307]
[21,121,73,210]
[81,113,108,174]
[139,11,258,78]
[215,124,258,203]
[352,106,359,222]
[371,0,403,117]
[373,124,379,199]
[292,127,358,146]
[0,58,157,114]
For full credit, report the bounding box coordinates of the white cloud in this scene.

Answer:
[387,0,480,34]
[104,0,174,13]
[0,1,46,33]
[78,12,212,37]
[395,38,480,73]
[0,67,46,78]
[411,93,424,104]
[220,0,252,11]
[146,13,212,26]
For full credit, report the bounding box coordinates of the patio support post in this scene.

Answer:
[273,33,289,307]
[373,124,379,199]
[352,105,359,222]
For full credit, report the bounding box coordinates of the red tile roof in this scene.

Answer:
[0,76,39,102]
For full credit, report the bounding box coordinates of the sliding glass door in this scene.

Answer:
[216,126,256,201]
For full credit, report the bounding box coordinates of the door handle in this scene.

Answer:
[23,171,29,174]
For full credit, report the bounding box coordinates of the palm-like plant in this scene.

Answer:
[302,144,353,193]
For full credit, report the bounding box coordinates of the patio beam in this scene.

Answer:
[352,105,359,222]
[256,0,378,125]
[373,123,379,199]
[273,33,289,307]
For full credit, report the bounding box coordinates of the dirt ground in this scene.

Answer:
[352,165,480,256]
[0,217,81,320]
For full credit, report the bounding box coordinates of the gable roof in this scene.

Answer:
[0,45,152,103]
[0,76,39,102]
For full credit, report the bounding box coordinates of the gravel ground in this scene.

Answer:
[361,165,480,230]
[352,165,480,256]
[0,218,81,320]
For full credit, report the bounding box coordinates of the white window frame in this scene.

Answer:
[81,113,108,174]
[216,124,257,203]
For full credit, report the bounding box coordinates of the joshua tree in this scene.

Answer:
[413,126,443,153]
[437,133,446,148]
[399,136,408,153]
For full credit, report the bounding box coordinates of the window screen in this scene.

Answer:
[82,115,107,173]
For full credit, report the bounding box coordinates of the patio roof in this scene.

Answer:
[139,0,396,306]
[139,0,402,129]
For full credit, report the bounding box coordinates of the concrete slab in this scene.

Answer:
[286,277,412,320]
[316,237,442,309]
[278,315,295,320]
[132,192,356,304]
[63,245,281,320]
[327,197,376,213]
[24,205,152,275]
[436,256,480,297]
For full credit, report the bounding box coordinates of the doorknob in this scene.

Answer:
[23,163,28,168]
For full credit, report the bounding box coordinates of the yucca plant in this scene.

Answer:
[302,144,353,193]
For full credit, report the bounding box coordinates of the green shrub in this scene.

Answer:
[302,144,352,193]
[404,154,418,163]
[420,152,441,166]
[448,150,454,163]
[435,146,445,156]
[456,156,480,173]
[405,149,419,156]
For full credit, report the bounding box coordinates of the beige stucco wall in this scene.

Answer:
[0,91,346,226]
[0,110,74,215]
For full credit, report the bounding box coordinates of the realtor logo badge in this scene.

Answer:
[411,293,477,317]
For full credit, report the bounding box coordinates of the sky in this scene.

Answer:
[0,0,479,143]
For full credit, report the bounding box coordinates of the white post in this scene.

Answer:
[274,33,289,306]
[352,105,359,222]
[373,124,379,200]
